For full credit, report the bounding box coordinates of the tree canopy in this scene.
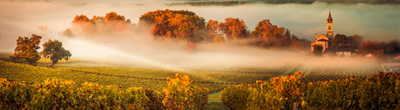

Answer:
[218,18,248,40]
[10,34,42,65]
[71,12,132,35]
[332,34,348,48]
[347,34,364,48]
[312,45,323,56]
[40,40,72,67]
[204,20,220,41]
[139,9,205,40]
[382,39,400,55]
[65,10,316,51]
[251,19,307,49]
[358,40,383,57]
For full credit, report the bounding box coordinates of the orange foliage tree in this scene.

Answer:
[252,19,307,49]
[358,40,384,57]
[10,34,42,65]
[218,18,248,39]
[139,9,205,40]
[71,12,132,35]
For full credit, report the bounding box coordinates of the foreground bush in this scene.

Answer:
[163,74,209,110]
[0,73,208,109]
[221,71,400,109]
[222,71,305,109]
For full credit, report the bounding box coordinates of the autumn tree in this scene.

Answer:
[382,39,400,55]
[252,19,287,39]
[204,20,220,41]
[313,45,323,56]
[290,35,306,50]
[251,19,298,48]
[139,9,205,40]
[332,34,348,48]
[105,12,126,21]
[40,40,72,67]
[218,18,248,39]
[347,34,364,48]
[71,12,132,35]
[358,40,383,57]
[213,36,225,44]
[10,34,42,65]
[72,15,90,23]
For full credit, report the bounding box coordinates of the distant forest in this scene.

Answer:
[169,0,400,6]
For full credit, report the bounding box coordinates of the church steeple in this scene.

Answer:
[327,11,333,23]
[326,10,333,36]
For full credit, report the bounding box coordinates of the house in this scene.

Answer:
[335,44,357,57]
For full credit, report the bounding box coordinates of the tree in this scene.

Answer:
[205,20,220,40]
[71,12,132,36]
[251,19,293,48]
[332,34,347,48]
[382,39,400,55]
[252,19,273,38]
[347,34,364,48]
[10,34,42,65]
[73,15,90,23]
[139,9,205,40]
[252,19,287,39]
[358,40,383,57]
[105,12,126,22]
[313,45,323,56]
[213,36,225,44]
[218,17,248,39]
[40,40,72,67]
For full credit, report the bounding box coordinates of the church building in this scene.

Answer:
[311,11,334,52]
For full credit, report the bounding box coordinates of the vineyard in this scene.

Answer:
[0,59,392,109]
[0,60,276,92]
[0,74,208,109]
[221,72,400,109]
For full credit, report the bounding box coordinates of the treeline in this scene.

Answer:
[358,39,400,57]
[0,74,208,109]
[65,12,134,36]
[169,1,251,6]
[65,10,310,50]
[329,34,400,57]
[221,71,400,109]
[168,0,399,6]
[320,0,400,5]
[138,9,310,50]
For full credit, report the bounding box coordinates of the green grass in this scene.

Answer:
[206,98,227,110]
[206,92,227,110]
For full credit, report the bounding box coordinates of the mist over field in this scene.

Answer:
[0,0,395,70]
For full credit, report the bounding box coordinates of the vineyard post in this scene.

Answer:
[293,102,299,110]
[168,97,173,110]
[52,101,57,110]
[125,98,128,110]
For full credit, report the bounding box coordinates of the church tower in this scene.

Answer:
[326,10,333,36]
